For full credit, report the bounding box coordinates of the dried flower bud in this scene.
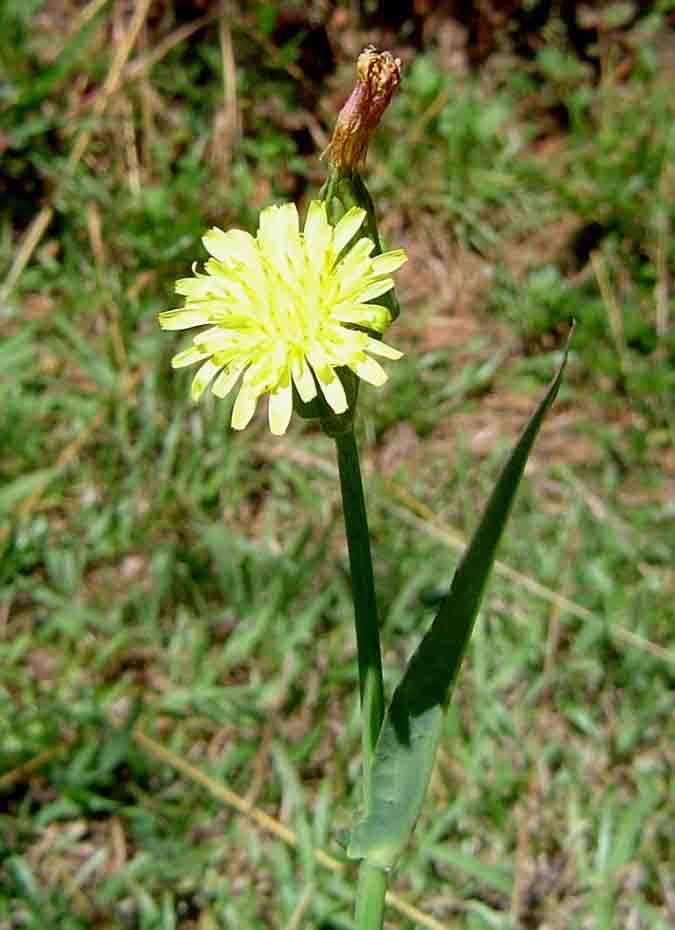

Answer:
[324,47,401,170]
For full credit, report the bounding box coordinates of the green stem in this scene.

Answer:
[334,427,384,784]
[354,863,388,930]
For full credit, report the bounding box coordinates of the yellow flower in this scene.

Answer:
[159,200,406,436]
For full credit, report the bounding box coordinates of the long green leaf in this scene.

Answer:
[348,335,572,868]
[0,468,58,514]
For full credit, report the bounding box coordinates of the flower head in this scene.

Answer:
[159,200,406,435]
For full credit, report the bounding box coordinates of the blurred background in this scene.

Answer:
[1,1,674,928]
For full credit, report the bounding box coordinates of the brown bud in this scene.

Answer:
[324,47,401,170]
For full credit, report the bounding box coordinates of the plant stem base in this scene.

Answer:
[355,862,388,930]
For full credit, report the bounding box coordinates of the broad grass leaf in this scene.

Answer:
[348,336,572,868]
[0,468,58,514]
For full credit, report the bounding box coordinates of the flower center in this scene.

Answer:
[256,246,334,353]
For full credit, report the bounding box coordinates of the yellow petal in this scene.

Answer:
[259,204,302,282]
[335,236,375,269]
[194,327,236,354]
[332,207,366,257]
[171,346,210,369]
[332,303,391,333]
[231,386,258,430]
[355,356,387,386]
[354,277,395,303]
[159,308,210,330]
[212,362,247,398]
[278,202,300,240]
[175,276,219,298]
[191,359,223,401]
[202,227,257,265]
[303,201,332,261]
[366,337,403,360]
[315,368,348,414]
[334,239,376,292]
[268,381,293,435]
[291,356,317,402]
[370,249,407,275]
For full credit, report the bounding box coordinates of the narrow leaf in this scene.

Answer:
[348,333,572,868]
[0,469,58,514]
[427,846,513,896]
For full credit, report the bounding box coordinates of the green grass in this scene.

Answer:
[1,3,674,928]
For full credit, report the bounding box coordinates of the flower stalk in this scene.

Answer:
[334,427,384,786]
[320,47,404,930]
[354,863,388,930]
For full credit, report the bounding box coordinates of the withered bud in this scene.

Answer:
[324,47,401,169]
